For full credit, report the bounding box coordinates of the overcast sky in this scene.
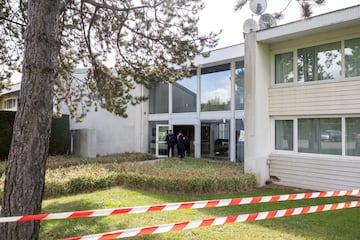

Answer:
[198,0,360,49]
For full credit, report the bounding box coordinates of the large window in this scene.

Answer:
[201,120,230,159]
[149,82,168,114]
[275,38,360,84]
[201,64,231,111]
[275,117,360,157]
[275,120,293,151]
[346,117,360,156]
[298,42,341,82]
[275,52,294,84]
[172,72,197,113]
[298,118,341,155]
[235,61,245,110]
[2,98,17,110]
[345,37,360,78]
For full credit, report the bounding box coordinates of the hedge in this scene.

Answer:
[0,111,70,159]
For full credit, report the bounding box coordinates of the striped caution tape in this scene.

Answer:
[62,200,360,240]
[0,189,359,223]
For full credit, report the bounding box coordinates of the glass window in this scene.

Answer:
[149,82,168,114]
[298,118,341,155]
[297,42,341,82]
[3,98,17,110]
[172,71,197,113]
[275,52,294,84]
[235,61,245,110]
[148,121,168,154]
[345,37,360,78]
[201,120,230,160]
[236,119,245,162]
[346,117,360,156]
[201,64,231,112]
[275,120,293,151]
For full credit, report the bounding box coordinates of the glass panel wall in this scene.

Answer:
[345,37,360,78]
[275,52,294,84]
[275,120,293,151]
[298,118,341,155]
[200,64,231,111]
[201,120,230,159]
[346,117,360,156]
[149,82,169,114]
[172,71,197,113]
[297,42,341,82]
[235,61,245,110]
[235,119,244,162]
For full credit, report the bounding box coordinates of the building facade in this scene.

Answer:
[2,5,359,191]
[245,5,360,190]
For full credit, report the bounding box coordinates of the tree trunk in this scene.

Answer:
[1,1,61,239]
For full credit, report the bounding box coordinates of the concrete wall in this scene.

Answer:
[244,32,271,186]
[70,85,147,156]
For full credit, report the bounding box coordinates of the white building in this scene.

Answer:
[244,5,360,190]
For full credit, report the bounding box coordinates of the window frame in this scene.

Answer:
[273,116,360,158]
[272,35,360,86]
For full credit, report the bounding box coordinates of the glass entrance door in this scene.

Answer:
[156,124,169,157]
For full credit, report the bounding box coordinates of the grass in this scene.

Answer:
[40,187,360,240]
[1,153,359,239]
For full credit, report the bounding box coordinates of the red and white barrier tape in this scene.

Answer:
[0,189,359,223]
[62,200,360,240]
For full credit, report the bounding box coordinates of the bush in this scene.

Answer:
[1,156,257,200]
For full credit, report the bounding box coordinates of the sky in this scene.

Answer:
[197,0,360,49]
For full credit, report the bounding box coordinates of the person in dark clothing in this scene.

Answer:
[165,129,176,157]
[177,130,186,159]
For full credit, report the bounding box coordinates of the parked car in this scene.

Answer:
[321,130,341,142]
[214,138,229,155]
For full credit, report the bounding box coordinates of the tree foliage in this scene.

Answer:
[0,1,218,239]
[0,0,218,120]
[234,0,326,19]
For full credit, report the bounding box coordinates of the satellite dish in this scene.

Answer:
[243,19,258,34]
[249,0,267,15]
[258,13,277,29]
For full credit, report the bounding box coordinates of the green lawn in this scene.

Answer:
[40,187,360,240]
[1,155,359,239]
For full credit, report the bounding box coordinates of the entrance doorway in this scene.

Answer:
[173,125,195,157]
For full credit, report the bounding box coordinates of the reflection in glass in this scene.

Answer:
[275,52,294,84]
[275,120,293,150]
[346,117,360,156]
[149,82,168,114]
[148,121,168,154]
[235,61,245,110]
[297,42,341,82]
[298,118,341,155]
[345,37,360,78]
[201,120,230,160]
[236,119,245,162]
[201,64,231,111]
[172,72,197,113]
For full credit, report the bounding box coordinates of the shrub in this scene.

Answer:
[1,156,257,200]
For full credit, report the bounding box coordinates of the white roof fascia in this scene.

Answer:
[0,83,21,96]
[256,5,360,43]
[193,43,244,66]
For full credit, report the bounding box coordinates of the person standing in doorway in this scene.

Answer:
[165,129,176,157]
[177,130,186,159]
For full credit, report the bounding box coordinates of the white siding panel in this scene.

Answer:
[269,153,360,191]
[269,79,360,116]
